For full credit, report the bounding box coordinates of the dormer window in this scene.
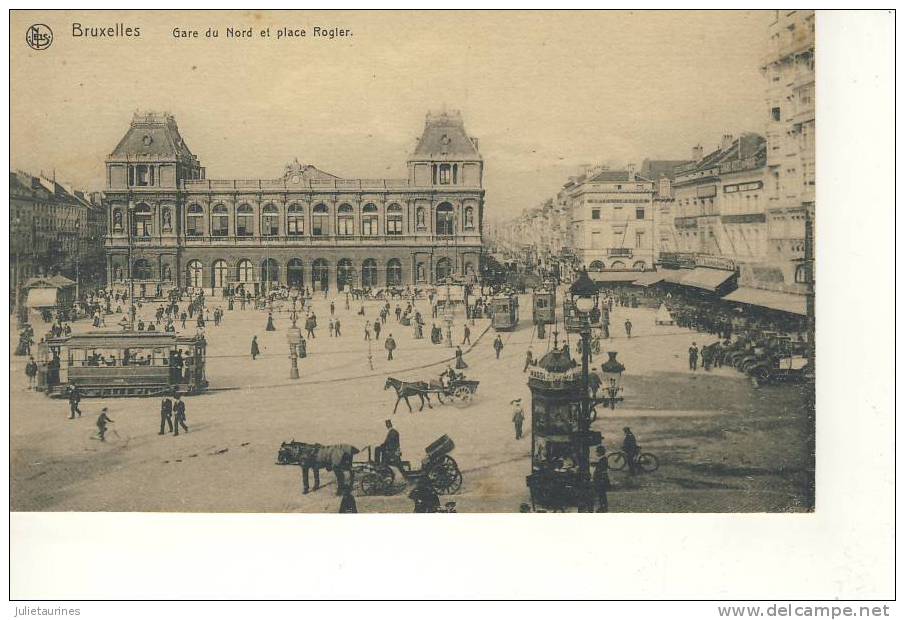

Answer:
[439,164,451,185]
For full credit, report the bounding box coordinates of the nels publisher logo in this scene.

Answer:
[26,24,53,50]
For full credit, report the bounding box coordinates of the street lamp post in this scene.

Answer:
[127,203,136,330]
[287,295,301,380]
[568,268,599,511]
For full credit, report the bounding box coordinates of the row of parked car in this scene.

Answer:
[702,332,811,387]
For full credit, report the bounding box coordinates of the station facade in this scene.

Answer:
[104,110,484,295]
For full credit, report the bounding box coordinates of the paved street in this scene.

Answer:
[10,293,813,513]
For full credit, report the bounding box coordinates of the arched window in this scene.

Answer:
[464,206,475,229]
[132,259,152,281]
[386,259,403,286]
[312,204,329,236]
[415,262,426,283]
[187,204,204,237]
[361,259,378,287]
[337,258,355,290]
[261,258,280,290]
[337,204,354,236]
[236,204,254,237]
[361,204,378,236]
[416,207,426,229]
[212,260,229,289]
[438,164,451,185]
[610,260,626,269]
[287,258,304,288]
[261,204,279,237]
[287,204,304,236]
[236,259,255,283]
[436,203,454,235]
[186,260,204,288]
[386,204,403,236]
[312,258,329,291]
[132,203,153,238]
[211,204,228,237]
[589,261,605,272]
[435,257,453,281]
[632,261,646,271]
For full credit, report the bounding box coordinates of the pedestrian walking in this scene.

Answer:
[159,395,174,435]
[266,311,276,331]
[330,301,335,316]
[328,318,335,337]
[461,324,471,345]
[493,335,504,359]
[173,394,188,435]
[688,342,699,371]
[96,408,114,442]
[624,319,632,339]
[334,318,341,337]
[180,311,187,329]
[385,334,397,361]
[374,319,382,340]
[364,323,371,341]
[251,336,260,360]
[593,445,610,512]
[622,427,639,475]
[455,346,468,370]
[523,348,534,372]
[25,356,38,390]
[67,384,82,419]
[511,399,525,440]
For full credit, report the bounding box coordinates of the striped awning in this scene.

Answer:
[722,287,807,316]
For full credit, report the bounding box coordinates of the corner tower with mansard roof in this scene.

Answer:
[407,110,483,188]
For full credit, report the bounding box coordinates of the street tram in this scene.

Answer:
[490,293,520,331]
[563,299,602,333]
[43,331,208,398]
[532,287,556,325]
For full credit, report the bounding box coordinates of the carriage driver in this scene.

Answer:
[375,419,401,468]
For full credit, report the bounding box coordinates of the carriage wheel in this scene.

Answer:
[428,455,463,495]
[607,451,627,471]
[359,473,386,496]
[452,386,473,407]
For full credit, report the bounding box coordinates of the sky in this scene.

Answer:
[11,10,769,222]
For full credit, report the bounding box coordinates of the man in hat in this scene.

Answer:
[511,399,525,440]
[173,394,188,436]
[67,383,82,419]
[688,342,699,371]
[493,335,504,359]
[592,445,611,512]
[375,419,401,468]
[622,427,639,475]
[384,333,397,360]
[96,408,114,442]
[159,393,174,435]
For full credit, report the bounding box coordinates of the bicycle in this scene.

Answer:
[606,447,659,473]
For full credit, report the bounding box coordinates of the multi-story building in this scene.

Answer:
[670,133,768,268]
[103,110,484,296]
[760,9,814,290]
[9,170,107,307]
[563,166,656,271]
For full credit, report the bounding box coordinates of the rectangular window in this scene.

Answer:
[771,107,781,122]
[288,216,304,236]
[312,215,328,236]
[635,232,644,248]
[337,217,354,236]
[236,215,253,237]
[635,208,645,220]
[591,209,600,220]
[387,216,403,236]
[186,217,202,237]
[262,215,279,236]
[439,165,451,185]
[362,216,378,236]
[211,216,228,237]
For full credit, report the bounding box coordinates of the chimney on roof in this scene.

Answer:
[692,145,703,161]
[721,134,734,151]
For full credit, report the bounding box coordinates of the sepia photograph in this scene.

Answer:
[6,7,895,605]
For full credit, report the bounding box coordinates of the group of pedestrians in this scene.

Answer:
[159,394,189,436]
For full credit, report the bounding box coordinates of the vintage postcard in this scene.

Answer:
[9,9,818,516]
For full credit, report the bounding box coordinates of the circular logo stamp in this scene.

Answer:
[26,24,53,51]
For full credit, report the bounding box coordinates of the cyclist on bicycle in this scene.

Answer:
[622,427,640,475]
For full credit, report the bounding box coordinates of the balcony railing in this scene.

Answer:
[607,248,632,257]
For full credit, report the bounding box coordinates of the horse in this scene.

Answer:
[277,441,359,495]
[384,377,433,414]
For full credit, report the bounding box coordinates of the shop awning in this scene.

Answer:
[633,271,667,286]
[677,267,735,292]
[26,288,58,308]
[722,287,807,316]
[588,271,640,284]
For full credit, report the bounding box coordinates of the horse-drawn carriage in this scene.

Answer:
[385,375,480,413]
[354,434,463,496]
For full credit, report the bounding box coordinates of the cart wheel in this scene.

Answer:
[452,386,473,407]
[607,451,627,471]
[638,453,659,473]
[428,455,463,495]
[359,473,385,496]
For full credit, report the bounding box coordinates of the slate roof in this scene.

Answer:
[109,112,197,162]
[640,159,693,181]
[411,110,481,160]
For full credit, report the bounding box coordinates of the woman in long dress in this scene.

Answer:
[455,346,468,370]
[266,311,276,331]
